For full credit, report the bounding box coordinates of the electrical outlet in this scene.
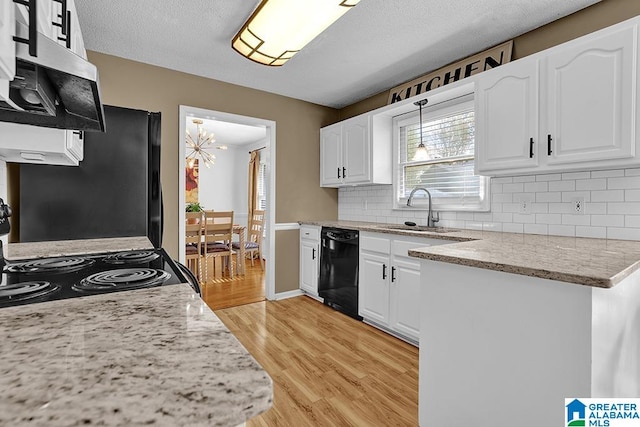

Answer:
[362,199,368,210]
[572,197,585,215]
[518,195,533,214]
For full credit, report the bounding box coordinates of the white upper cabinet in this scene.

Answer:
[14,0,86,58]
[0,121,84,166]
[319,125,342,186]
[320,113,391,187]
[476,17,640,176]
[54,0,86,59]
[341,118,369,184]
[544,25,636,166]
[0,1,16,82]
[476,57,539,172]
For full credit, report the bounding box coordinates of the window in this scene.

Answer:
[393,98,489,211]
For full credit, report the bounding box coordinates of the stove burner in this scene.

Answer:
[72,268,170,293]
[103,250,159,265]
[0,281,60,305]
[4,257,95,274]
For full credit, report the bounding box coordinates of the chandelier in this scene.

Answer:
[186,119,216,168]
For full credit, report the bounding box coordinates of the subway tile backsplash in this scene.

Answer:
[338,167,640,241]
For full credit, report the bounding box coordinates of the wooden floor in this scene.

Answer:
[216,296,419,426]
[199,259,266,310]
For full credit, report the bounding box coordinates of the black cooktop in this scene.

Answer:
[0,248,187,309]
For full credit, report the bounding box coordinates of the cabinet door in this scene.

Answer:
[389,256,421,343]
[0,0,15,81]
[66,130,84,161]
[320,125,342,187]
[359,251,390,325]
[545,25,636,166]
[475,58,539,174]
[300,239,319,295]
[65,0,87,58]
[37,0,56,40]
[342,116,370,184]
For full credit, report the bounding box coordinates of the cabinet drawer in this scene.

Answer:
[361,235,391,254]
[300,225,320,241]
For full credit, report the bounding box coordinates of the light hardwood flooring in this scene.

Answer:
[199,259,266,310]
[216,296,419,426]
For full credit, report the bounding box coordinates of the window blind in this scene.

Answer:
[397,104,486,209]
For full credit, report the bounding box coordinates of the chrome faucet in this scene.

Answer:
[407,187,440,227]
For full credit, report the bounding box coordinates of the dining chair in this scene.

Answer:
[185,211,203,282]
[202,210,235,280]
[234,209,265,270]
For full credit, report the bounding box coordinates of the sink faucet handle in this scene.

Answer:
[431,211,440,223]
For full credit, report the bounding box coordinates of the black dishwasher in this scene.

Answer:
[318,227,361,320]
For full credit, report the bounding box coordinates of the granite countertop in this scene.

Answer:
[5,236,156,260]
[0,237,273,426]
[300,220,640,288]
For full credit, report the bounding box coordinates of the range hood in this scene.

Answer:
[0,21,105,132]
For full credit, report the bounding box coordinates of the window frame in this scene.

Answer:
[392,96,490,212]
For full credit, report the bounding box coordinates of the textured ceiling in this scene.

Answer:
[75,0,601,109]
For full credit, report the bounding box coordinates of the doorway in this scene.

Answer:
[178,106,276,308]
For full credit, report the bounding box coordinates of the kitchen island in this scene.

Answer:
[0,237,272,426]
[406,232,640,426]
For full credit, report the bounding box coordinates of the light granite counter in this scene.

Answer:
[0,237,273,426]
[5,236,155,260]
[300,220,640,288]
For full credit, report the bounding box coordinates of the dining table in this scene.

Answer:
[185,219,247,278]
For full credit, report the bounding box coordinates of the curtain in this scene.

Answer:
[248,150,260,227]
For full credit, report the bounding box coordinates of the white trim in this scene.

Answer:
[274,289,303,300]
[302,292,324,303]
[178,106,277,301]
[274,222,301,231]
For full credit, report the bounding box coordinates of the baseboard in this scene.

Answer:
[363,319,419,347]
[302,292,324,303]
[274,289,303,300]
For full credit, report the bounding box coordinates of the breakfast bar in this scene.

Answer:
[407,232,640,426]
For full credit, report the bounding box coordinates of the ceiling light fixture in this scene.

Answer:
[412,99,430,162]
[232,0,361,66]
[186,119,216,168]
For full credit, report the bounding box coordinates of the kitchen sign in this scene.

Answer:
[387,41,513,104]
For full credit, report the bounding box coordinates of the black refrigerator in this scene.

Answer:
[18,105,163,247]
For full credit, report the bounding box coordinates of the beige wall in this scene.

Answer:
[338,0,640,120]
[275,230,300,294]
[88,52,339,293]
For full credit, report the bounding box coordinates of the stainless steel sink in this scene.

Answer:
[375,224,459,233]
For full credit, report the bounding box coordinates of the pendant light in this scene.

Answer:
[186,119,216,168]
[412,99,430,162]
[232,0,361,66]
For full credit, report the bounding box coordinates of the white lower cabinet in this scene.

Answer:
[359,231,450,345]
[299,225,321,298]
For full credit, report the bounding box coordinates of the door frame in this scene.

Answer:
[178,105,276,300]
